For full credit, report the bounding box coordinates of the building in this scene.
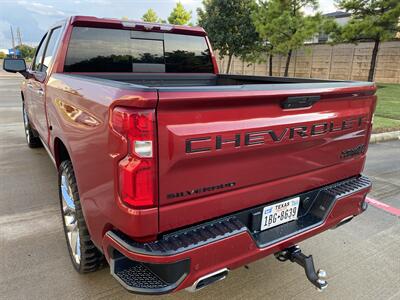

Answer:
[316,11,351,43]
[315,12,400,43]
[323,11,351,26]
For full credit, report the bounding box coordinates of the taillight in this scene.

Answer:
[112,107,156,208]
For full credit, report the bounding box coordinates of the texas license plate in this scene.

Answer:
[260,197,300,231]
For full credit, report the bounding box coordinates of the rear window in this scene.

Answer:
[64,27,214,73]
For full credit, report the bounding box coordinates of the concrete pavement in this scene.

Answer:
[0,74,399,300]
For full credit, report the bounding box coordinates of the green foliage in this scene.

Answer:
[0,52,5,59]
[373,115,400,132]
[320,17,342,43]
[198,0,262,72]
[142,9,160,23]
[373,84,400,132]
[168,2,192,25]
[15,44,36,59]
[375,84,400,121]
[334,0,400,81]
[252,0,322,55]
[252,0,323,76]
[335,0,400,42]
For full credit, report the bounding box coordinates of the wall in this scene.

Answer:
[216,41,400,83]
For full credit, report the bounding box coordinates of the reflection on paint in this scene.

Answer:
[55,98,100,127]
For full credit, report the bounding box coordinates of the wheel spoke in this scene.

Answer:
[23,105,31,144]
[70,230,78,256]
[64,215,76,232]
[23,107,28,127]
[61,175,75,210]
[25,130,30,143]
[76,235,81,262]
[60,171,80,264]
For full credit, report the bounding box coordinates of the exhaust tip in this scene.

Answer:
[186,268,229,292]
[332,215,354,230]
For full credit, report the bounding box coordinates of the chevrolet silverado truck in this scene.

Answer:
[3,16,376,294]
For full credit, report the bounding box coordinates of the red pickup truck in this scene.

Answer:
[3,16,376,294]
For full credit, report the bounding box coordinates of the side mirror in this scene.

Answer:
[3,58,28,77]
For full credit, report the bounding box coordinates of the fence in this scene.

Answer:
[216,41,400,83]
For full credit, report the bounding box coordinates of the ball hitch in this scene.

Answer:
[275,245,328,291]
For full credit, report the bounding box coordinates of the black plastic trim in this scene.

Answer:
[110,250,190,294]
[252,175,370,248]
[107,217,247,256]
[281,95,321,109]
[57,73,375,92]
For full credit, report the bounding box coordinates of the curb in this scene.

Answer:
[370,131,400,144]
[0,74,21,77]
[0,72,21,78]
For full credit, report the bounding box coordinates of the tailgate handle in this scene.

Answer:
[281,96,320,109]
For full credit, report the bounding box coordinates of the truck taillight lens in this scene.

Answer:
[112,107,156,208]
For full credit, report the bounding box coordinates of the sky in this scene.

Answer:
[0,0,338,49]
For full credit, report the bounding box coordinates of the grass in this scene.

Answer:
[373,116,400,132]
[373,83,400,133]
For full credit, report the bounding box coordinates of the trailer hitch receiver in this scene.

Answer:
[275,245,328,291]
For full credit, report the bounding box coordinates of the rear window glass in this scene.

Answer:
[64,27,213,73]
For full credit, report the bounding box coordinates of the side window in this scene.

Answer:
[64,28,133,72]
[42,27,62,73]
[32,33,48,71]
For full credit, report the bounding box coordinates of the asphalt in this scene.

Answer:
[0,73,399,300]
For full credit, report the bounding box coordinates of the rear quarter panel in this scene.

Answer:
[45,74,159,246]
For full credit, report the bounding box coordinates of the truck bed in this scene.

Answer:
[49,72,376,234]
[69,73,371,88]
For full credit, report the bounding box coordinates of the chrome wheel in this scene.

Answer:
[22,104,30,144]
[61,173,81,265]
[21,101,41,148]
[59,160,103,272]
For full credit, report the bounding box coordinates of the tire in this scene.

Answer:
[59,160,104,273]
[22,101,42,148]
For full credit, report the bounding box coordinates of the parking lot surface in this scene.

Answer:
[1,73,399,300]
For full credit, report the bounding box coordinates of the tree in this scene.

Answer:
[253,0,323,77]
[168,2,192,25]
[198,0,262,73]
[267,45,274,76]
[336,0,400,82]
[142,8,159,23]
[15,44,36,59]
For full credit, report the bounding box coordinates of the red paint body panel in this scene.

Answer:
[156,89,376,231]
[69,15,207,36]
[46,73,160,244]
[16,16,378,294]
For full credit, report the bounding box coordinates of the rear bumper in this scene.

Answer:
[102,175,371,294]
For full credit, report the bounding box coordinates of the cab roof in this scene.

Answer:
[69,15,207,36]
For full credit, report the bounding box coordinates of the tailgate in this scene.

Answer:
[156,83,376,231]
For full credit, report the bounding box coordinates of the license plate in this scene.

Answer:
[260,197,300,231]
